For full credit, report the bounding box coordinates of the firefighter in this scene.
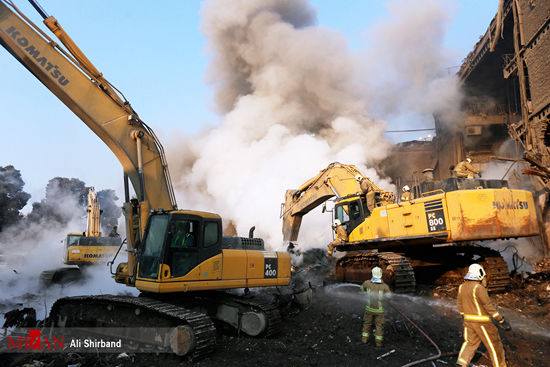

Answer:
[401,185,412,201]
[456,263,511,367]
[454,157,481,179]
[108,225,120,238]
[355,174,371,195]
[360,266,391,347]
[327,219,348,257]
[130,198,140,243]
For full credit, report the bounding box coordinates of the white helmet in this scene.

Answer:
[402,185,410,192]
[464,263,486,281]
[371,266,383,279]
[466,157,472,163]
[355,174,363,182]
[333,219,341,228]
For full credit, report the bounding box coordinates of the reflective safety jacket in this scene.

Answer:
[334,225,348,242]
[454,161,479,178]
[457,280,504,323]
[360,280,391,314]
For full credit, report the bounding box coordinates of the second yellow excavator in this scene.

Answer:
[39,187,121,285]
[281,162,539,293]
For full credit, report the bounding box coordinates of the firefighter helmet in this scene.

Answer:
[355,174,363,182]
[372,266,383,279]
[465,263,486,281]
[333,219,341,228]
[402,185,410,192]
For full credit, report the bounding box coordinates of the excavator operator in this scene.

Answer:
[327,219,348,257]
[456,263,511,367]
[171,221,195,248]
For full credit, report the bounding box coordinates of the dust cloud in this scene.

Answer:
[167,0,462,250]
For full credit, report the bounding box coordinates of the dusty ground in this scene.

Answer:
[2,257,550,367]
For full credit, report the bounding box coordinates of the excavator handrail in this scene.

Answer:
[420,189,445,197]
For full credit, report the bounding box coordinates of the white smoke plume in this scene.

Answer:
[167,0,462,250]
[358,0,463,129]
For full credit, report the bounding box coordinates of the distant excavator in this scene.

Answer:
[39,187,121,285]
[281,162,540,293]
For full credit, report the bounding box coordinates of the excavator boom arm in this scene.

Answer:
[281,162,388,242]
[0,0,176,213]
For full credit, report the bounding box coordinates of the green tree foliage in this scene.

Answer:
[0,165,31,232]
[27,177,88,226]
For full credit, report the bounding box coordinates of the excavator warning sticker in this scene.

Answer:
[424,199,446,232]
[264,258,278,278]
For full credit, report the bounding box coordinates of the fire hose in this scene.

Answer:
[390,301,497,366]
[388,301,442,367]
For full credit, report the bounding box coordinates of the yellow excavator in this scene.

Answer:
[39,187,121,285]
[281,162,539,293]
[0,0,291,357]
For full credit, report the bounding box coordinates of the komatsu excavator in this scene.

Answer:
[281,162,539,293]
[39,187,121,285]
[0,0,291,357]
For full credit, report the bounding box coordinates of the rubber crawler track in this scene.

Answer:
[49,295,216,360]
[336,251,416,294]
[230,296,281,337]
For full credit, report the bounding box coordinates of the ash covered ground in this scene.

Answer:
[2,250,550,367]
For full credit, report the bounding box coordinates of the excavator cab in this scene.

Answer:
[137,211,222,281]
[334,197,368,235]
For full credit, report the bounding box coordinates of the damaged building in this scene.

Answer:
[381,0,550,257]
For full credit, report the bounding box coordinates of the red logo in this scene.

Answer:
[7,329,64,350]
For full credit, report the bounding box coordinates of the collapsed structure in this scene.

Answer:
[381,0,550,258]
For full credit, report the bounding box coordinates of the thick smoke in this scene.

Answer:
[0,177,127,317]
[358,0,462,129]
[167,0,462,250]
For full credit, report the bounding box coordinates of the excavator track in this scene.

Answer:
[426,246,511,292]
[39,267,82,286]
[230,296,282,337]
[335,251,416,294]
[49,295,216,360]
[188,291,282,337]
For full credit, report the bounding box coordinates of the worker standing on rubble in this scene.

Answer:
[360,267,391,347]
[454,157,481,179]
[327,219,348,257]
[456,263,511,367]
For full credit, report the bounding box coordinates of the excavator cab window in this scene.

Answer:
[335,200,366,235]
[166,218,199,278]
[65,235,82,248]
[138,214,170,279]
[335,205,350,225]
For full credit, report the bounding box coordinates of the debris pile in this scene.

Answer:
[533,257,550,275]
